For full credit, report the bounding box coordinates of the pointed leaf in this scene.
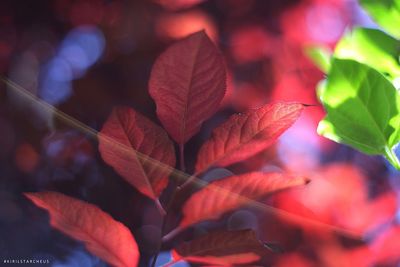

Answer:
[98,107,176,200]
[318,59,400,169]
[171,229,271,266]
[359,0,400,38]
[25,191,139,267]
[334,27,400,80]
[149,30,226,144]
[195,102,303,173]
[180,172,309,229]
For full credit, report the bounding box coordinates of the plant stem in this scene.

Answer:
[150,213,167,267]
[151,157,187,267]
[151,188,181,267]
[162,226,184,243]
[151,199,170,266]
[155,198,166,216]
[179,144,186,172]
[151,144,190,266]
[384,146,400,170]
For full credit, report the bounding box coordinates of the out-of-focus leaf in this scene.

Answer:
[98,107,176,200]
[372,226,400,264]
[149,30,226,145]
[195,102,303,173]
[318,59,400,169]
[155,0,206,11]
[359,0,400,38]
[25,192,139,267]
[171,229,271,266]
[334,27,400,79]
[275,253,315,267]
[274,164,397,235]
[305,45,332,73]
[179,172,309,229]
[316,79,327,102]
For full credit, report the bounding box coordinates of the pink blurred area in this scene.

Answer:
[1,0,400,266]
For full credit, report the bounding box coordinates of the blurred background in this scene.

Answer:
[1,0,400,266]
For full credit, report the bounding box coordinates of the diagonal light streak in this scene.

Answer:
[1,77,364,240]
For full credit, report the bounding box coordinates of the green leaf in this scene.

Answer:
[318,58,400,169]
[359,0,400,38]
[305,45,332,73]
[334,27,400,80]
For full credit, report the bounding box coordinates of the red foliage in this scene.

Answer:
[171,229,272,266]
[155,10,218,42]
[25,192,139,267]
[371,226,400,265]
[279,0,349,46]
[229,25,276,64]
[98,107,176,200]
[155,0,206,11]
[179,172,309,229]
[273,164,397,235]
[26,22,391,265]
[275,253,316,267]
[149,31,226,145]
[195,102,304,173]
[258,163,399,267]
[24,29,309,266]
[9,0,400,266]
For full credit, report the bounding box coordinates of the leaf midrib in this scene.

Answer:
[335,65,390,150]
[36,197,128,267]
[198,107,299,173]
[179,36,203,145]
[116,112,156,198]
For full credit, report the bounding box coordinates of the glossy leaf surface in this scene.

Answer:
[98,107,176,199]
[334,27,400,80]
[25,192,139,267]
[149,31,226,144]
[318,59,400,168]
[195,102,303,173]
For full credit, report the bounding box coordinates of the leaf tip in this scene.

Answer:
[23,192,35,201]
[198,28,207,34]
[187,28,209,40]
[301,103,318,107]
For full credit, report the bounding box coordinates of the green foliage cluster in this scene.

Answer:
[309,0,400,169]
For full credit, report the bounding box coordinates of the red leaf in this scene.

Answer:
[25,191,139,267]
[372,226,400,264]
[273,164,397,236]
[98,107,176,200]
[195,102,303,173]
[179,172,309,229]
[149,30,226,145]
[155,0,206,11]
[171,229,271,266]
